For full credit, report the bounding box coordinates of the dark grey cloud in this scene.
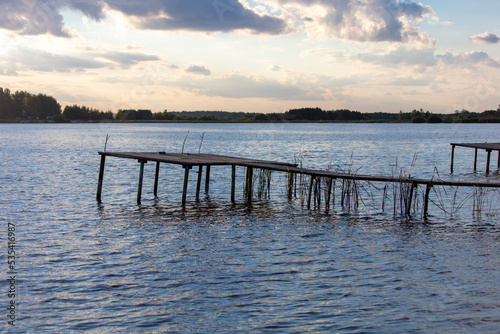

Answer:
[0,0,286,37]
[133,0,286,34]
[186,65,212,76]
[470,32,500,44]
[8,47,160,72]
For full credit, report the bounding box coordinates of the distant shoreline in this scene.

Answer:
[2,119,499,124]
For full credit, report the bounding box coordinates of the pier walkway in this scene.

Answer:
[97,151,500,216]
[451,143,500,173]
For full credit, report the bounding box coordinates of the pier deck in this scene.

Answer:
[97,151,500,216]
[450,143,500,173]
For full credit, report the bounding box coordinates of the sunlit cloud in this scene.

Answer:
[271,0,436,45]
[6,46,160,72]
[470,32,500,44]
[177,73,324,100]
[0,1,499,114]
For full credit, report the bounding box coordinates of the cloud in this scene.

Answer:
[186,65,212,76]
[7,47,160,72]
[0,0,435,41]
[127,0,287,34]
[356,47,437,67]
[0,0,72,37]
[305,45,500,71]
[0,0,286,37]
[97,51,160,69]
[470,32,500,44]
[436,51,500,68]
[275,0,436,44]
[180,74,323,100]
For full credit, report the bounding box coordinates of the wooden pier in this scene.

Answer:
[451,143,500,174]
[97,151,500,216]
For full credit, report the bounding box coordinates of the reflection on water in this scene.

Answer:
[1,123,499,332]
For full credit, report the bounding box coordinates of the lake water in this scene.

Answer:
[1,122,499,333]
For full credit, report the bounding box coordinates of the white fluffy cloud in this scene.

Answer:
[272,0,436,44]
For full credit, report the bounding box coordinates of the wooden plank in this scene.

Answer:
[450,143,500,151]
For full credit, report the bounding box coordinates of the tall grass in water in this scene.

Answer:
[472,188,500,219]
[256,169,272,199]
[198,132,205,153]
[287,151,499,219]
[388,154,422,218]
[181,130,190,153]
[103,134,110,152]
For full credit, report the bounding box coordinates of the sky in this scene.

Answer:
[0,0,499,114]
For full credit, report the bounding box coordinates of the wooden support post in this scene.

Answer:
[307,175,315,209]
[96,154,106,202]
[407,182,416,216]
[287,172,294,200]
[205,165,211,193]
[331,179,336,207]
[245,167,253,202]
[182,165,191,207]
[424,183,433,217]
[474,148,478,171]
[316,177,321,208]
[450,144,455,173]
[325,178,333,210]
[231,165,236,203]
[154,161,161,197]
[137,160,146,204]
[486,150,492,174]
[196,165,203,200]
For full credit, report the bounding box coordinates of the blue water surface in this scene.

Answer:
[0,122,499,333]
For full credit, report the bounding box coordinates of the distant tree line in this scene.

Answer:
[63,105,113,121]
[1,87,499,123]
[0,87,61,120]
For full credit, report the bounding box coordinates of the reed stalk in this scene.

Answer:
[103,134,110,152]
[181,130,190,154]
[198,131,205,153]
